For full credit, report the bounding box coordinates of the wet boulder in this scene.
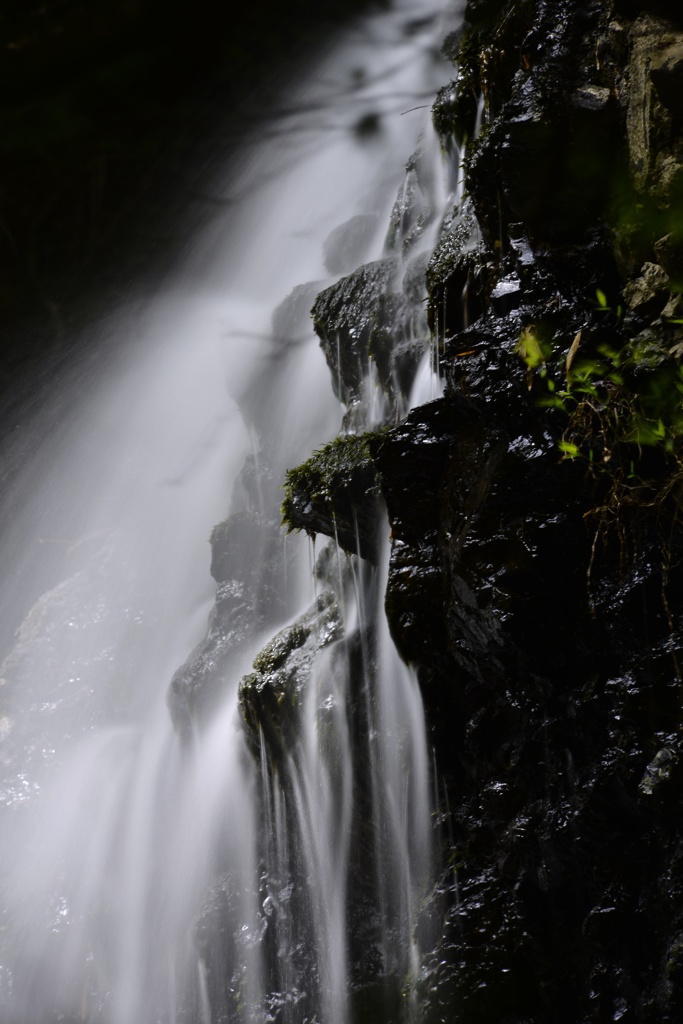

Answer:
[369,399,462,665]
[281,433,382,562]
[238,591,343,764]
[311,257,413,409]
[311,257,396,403]
[426,208,490,337]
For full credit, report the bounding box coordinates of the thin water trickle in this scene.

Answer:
[0,1,463,1021]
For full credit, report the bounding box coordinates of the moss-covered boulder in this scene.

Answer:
[238,591,343,764]
[281,433,383,562]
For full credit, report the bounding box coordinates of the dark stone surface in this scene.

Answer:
[311,257,417,411]
[386,2,683,1020]
[239,589,344,763]
[277,0,683,1019]
[169,0,683,1019]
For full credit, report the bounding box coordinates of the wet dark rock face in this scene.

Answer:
[239,589,343,765]
[392,1,683,1021]
[312,256,427,422]
[313,259,399,405]
[174,0,683,1020]
[280,0,683,1019]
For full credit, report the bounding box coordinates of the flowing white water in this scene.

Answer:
[0,2,462,1021]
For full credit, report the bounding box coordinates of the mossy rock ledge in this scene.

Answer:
[281,433,383,563]
[238,590,343,765]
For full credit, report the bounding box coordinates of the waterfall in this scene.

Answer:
[0,2,462,1021]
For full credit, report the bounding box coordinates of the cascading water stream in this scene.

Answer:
[0,2,463,1021]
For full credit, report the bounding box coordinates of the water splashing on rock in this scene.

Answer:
[0,2,463,1021]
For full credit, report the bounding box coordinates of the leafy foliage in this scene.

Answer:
[517,305,683,477]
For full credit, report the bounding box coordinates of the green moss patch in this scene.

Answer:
[281,433,383,562]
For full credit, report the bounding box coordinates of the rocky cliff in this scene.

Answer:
[178,0,683,1020]
[407,3,683,1020]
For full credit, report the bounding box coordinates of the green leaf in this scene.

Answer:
[597,343,620,365]
[516,326,546,369]
[558,440,580,458]
[537,396,568,411]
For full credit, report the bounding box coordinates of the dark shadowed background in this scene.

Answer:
[0,0,380,378]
